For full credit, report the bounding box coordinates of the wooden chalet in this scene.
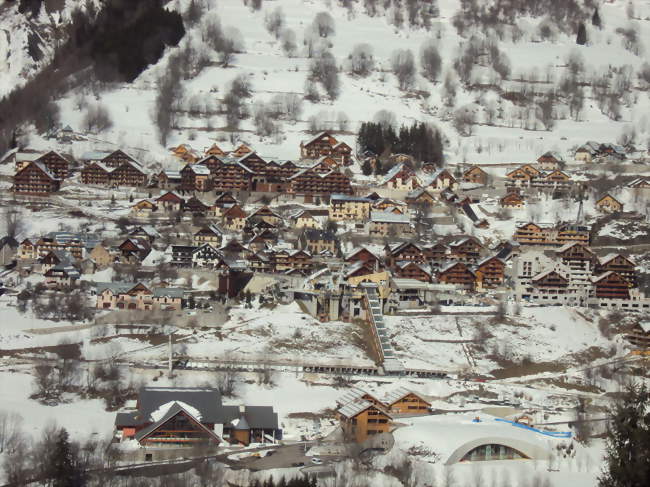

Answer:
[96,282,183,311]
[184,196,210,216]
[405,188,436,206]
[114,387,280,453]
[463,165,488,185]
[426,168,457,191]
[156,191,185,212]
[383,388,431,414]
[81,162,111,185]
[300,132,353,166]
[530,269,569,295]
[110,160,148,187]
[35,151,70,179]
[596,194,623,213]
[514,222,590,247]
[101,149,138,169]
[345,247,381,270]
[500,192,525,208]
[593,272,631,300]
[171,144,200,163]
[423,242,449,261]
[385,242,426,267]
[437,262,475,288]
[474,256,505,288]
[448,237,483,262]
[556,242,596,272]
[131,199,158,218]
[300,229,337,255]
[395,261,432,283]
[193,225,223,246]
[180,164,211,192]
[205,143,227,156]
[597,254,636,286]
[221,205,247,231]
[13,162,61,195]
[231,143,253,158]
[628,177,650,189]
[288,168,353,197]
[537,151,564,170]
[158,170,182,189]
[192,244,223,268]
[381,163,419,191]
[118,238,151,262]
[337,398,393,443]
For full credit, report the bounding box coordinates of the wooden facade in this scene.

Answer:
[13,162,61,195]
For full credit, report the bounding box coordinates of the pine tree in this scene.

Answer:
[599,382,650,487]
[592,8,602,29]
[361,158,373,176]
[49,428,84,487]
[576,23,587,45]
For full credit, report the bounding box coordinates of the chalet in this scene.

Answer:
[345,247,381,271]
[35,151,70,180]
[131,199,158,218]
[474,256,506,288]
[381,163,419,191]
[231,143,253,158]
[89,244,114,269]
[101,149,139,169]
[528,269,570,301]
[337,398,393,444]
[596,194,623,213]
[593,272,631,300]
[500,192,525,208]
[514,222,590,247]
[39,250,74,274]
[424,169,457,191]
[369,211,412,237]
[114,387,280,455]
[537,151,564,171]
[171,246,196,267]
[81,162,111,186]
[16,238,38,260]
[110,160,148,187]
[180,164,211,192]
[205,143,227,156]
[463,166,488,186]
[291,210,321,229]
[220,240,254,261]
[596,254,636,286]
[171,144,200,163]
[329,194,372,221]
[288,168,353,196]
[300,229,337,255]
[383,388,431,414]
[544,169,571,184]
[506,164,540,185]
[385,242,426,267]
[272,249,312,273]
[13,162,61,195]
[628,177,650,189]
[405,188,436,206]
[424,242,449,261]
[574,143,598,163]
[221,205,247,231]
[373,197,406,212]
[249,206,282,226]
[300,132,353,166]
[158,170,182,190]
[213,192,238,210]
[129,226,160,244]
[211,158,254,192]
[310,155,341,173]
[192,244,223,268]
[600,143,626,160]
[156,191,185,212]
[394,261,432,283]
[96,282,183,311]
[437,262,475,288]
[44,263,80,289]
[193,225,223,246]
[118,238,151,263]
[34,232,95,260]
[183,196,210,216]
[448,237,483,262]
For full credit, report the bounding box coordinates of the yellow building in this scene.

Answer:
[329,194,372,221]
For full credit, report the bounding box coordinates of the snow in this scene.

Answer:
[150,400,202,422]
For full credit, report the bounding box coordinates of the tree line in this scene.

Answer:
[358,121,445,172]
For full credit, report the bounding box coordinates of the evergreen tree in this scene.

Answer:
[361,158,373,176]
[49,428,84,487]
[592,8,602,28]
[599,382,650,487]
[576,23,587,45]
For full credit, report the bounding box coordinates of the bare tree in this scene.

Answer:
[280,28,297,57]
[154,59,183,145]
[82,103,113,134]
[264,7,285,39]
[312,11,335,38]
[347,43,375,77]
[308,50,340,99]
[32,363,59,403]
[420,38,442,81]
[390,48,416,90]
[0,411,23,454]
[3,209,24,239]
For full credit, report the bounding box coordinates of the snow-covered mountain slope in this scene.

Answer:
[6,0,650,167]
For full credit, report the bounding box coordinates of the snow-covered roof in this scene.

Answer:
[370,211,410,224]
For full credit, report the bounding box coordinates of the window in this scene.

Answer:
[145,454,153,462]
[461,444,528,462]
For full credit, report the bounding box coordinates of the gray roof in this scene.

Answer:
[331,194,371,203]
[370,211,410,224]
[152,287,184,299]
[136,387,224,424]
